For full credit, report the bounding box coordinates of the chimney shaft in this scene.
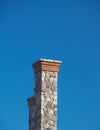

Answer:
[27,59,61,130]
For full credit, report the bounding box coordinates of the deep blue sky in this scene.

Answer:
[0,0,100,130]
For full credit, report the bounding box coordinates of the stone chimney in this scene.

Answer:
[27,58,61,130]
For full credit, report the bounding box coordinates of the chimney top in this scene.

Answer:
[32,58,62,74]
[36,58,62,63]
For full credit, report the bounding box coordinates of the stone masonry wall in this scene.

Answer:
[41,71,58,130]
[28,59,61,130]
[28,71,58,130]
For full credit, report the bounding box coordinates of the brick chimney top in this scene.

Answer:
[32,58,62,74]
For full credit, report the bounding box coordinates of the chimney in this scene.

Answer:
[27,58,61,130]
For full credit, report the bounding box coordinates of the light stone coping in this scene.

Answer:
[39,58,62,64]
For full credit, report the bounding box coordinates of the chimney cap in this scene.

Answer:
[32,58,62,74]
[37,58,62,64]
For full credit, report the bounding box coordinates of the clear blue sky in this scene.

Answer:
[0,0,100,130]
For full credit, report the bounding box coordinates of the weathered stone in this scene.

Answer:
[41,81,46,89]
[45,101,52,108]
[54,92,57,96]
[48,120,54,126]
[54,110,57,116]
[47,128,51,130]
[28,59,61,130]
[48,108,54,115]
[49,116,57,122]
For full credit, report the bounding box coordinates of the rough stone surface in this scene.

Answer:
[28,71,58,130]
[28,59,61,130]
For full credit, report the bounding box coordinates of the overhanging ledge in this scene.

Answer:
[32,58,62,74]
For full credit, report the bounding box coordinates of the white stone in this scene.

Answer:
[41,109,44,115]
[54,92,57,96]
[39,58,62,63]
[53,100,57,104]
[42,71,45,77]
[41,76,44,81]
[41,96,44,101]
[46,97,51,101]
[48,109,54,115]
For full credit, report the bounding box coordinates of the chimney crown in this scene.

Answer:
[32,58,62,74]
